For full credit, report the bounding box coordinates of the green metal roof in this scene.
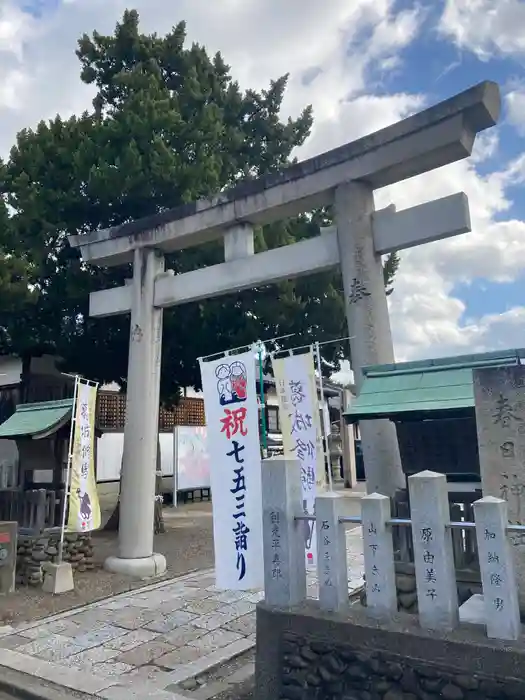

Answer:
[0,398,74,439]
[345,348,525,422]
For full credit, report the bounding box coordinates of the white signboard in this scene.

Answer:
[96,433,175,482]
[272,351,324,567]
[199,351,263,590]
[174,426,211,491]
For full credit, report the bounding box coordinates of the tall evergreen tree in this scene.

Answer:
[0,10,398,399]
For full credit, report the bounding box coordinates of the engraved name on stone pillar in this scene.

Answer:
[474,365,525,611]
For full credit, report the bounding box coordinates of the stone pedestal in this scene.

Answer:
[473,496,520,640]
[261,458,306,608]
[474,365,525,612]
[315,493,348,613]
[42,562,74,594]
[104,553,166,578]
[409,471,459,631]
[361,493,397,617]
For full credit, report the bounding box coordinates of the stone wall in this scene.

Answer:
[16,530,94,586]
[256,603,525,700]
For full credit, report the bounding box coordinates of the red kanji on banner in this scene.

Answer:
[220,407,248,440]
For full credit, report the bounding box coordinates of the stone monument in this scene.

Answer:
[0,521,17,594]
[473,364,525,611]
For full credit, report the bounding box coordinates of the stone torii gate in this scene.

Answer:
[70,81,500,578]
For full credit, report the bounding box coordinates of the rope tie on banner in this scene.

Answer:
[197,333,295,364]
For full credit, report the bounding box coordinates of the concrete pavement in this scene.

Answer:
[0,528,364,699]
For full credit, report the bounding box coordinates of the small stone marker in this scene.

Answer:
[0,522,17,595]
[261,457,306,607]
[361,493,397,617]
[42,561,74,595]
[474,365,525,613]
[315,492,348,612]
[474,496,521,640]
[409,470,459,630]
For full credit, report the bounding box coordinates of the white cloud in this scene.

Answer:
[382,137,525,361]
[439,0,525,58]
[0,0,423,156]
[1,0,525,370]
[0,3,34,58]
[302,91,426,160]
[506,87,525,135]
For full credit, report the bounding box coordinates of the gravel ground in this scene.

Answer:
[216,677,255,700]
[1,501,214,626]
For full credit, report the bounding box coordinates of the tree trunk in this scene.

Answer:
[103,455,123,532]
[154,439,165,534]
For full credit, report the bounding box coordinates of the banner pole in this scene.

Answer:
[258,342,268,458]
[199,333,295,364]
[315,341,333,491]
[58,375,80,564]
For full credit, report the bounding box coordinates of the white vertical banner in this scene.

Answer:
[199,351,263,590]
[272,350,324,567]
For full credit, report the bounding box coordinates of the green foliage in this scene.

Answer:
[0,10,398,398]
[384,251,400,296]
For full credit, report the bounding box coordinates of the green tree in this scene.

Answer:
[0,190,38,347]
[0,10,398,397]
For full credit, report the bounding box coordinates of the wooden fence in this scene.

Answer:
[97,392,205,431]
[0,489,64,535]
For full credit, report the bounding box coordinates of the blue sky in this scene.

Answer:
[455,276,525,321]
[21,0,56,18]
[367,0,525,330]
[1,0,525,362]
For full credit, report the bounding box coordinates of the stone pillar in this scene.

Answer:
[105,247,167,578]
[474,496,521,640]
[334,182,404,497]
[361,493,397,617]
[409,471,458,631]
[474,365,525,613]
[262,457,306,607]
[315,492,348,612]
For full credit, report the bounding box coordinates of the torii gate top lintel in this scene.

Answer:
[69,80,500,268]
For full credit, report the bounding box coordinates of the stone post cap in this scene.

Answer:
[408,470,447,482]
[474,496,506,506]
[316,491,345,501]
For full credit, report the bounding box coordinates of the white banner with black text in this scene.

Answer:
[272,350,324,566]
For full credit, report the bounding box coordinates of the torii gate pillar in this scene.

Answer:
[335,181,404,494]
[105,248,167,577]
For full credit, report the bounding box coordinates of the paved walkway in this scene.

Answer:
[0,529,364,700]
